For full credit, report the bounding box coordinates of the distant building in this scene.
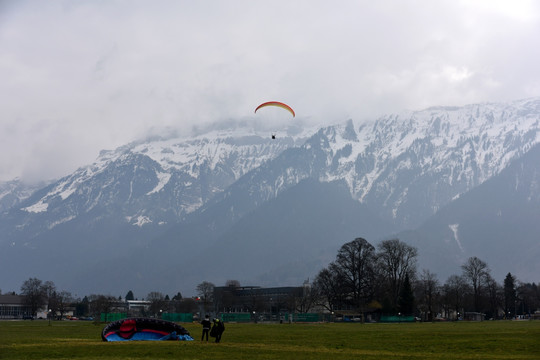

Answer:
[213,285,305,315]
[0,294,33,319]
[464,312,485,321]
[126,300,150,316]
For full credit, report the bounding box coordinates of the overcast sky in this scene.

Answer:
[1,0,539,183]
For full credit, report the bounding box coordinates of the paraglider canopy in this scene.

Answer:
[254,101,295,140]
[254,101,295,117]
[101,318,193,342]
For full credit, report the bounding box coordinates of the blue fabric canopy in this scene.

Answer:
[102,318,193,342]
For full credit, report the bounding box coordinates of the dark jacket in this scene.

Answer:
[210,319,225,337]
[201,318,211,330]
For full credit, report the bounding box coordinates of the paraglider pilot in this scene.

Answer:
[210,318,225,343]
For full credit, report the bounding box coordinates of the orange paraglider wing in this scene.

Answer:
[254,101,295,117]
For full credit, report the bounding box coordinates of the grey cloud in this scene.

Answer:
[1,0,539,181]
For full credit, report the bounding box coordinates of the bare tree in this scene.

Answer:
[88,294,117,319]
[196,281,215,314]
[214,280,241,312]
[147,291,168,317]
[43,281,57,310]
[485,274,502,319]
[20,278,47,317]
[517,282,540,315]
[377,239,418,313]
[176,298,197,313]
[291,281,315,314]
[443,275,470,319]
[416,269,439,321]
[312,265,344,312]
[461,256,490,312]
[334,238,377,310]
[55,291,73,319]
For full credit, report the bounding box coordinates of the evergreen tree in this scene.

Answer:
[125,290,134,301]
[503,273,516,318]
[75,296,89,317]
[398,273,415,315]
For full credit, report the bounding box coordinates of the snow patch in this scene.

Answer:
[448,224,465,252]
[131,216,152,227]
[22,201,48,213]
[48,216,75,230]
[0,189,10,201]
[147,172,171,195]
[59,187,76,200]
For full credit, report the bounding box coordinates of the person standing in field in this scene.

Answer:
[210,318,225,343]
[201,315,211,341]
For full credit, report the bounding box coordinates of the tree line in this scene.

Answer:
[9,278,196,319]
[311,237,540,320]
[7,237,540,321]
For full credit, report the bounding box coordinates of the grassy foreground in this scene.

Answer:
[1,320,539,360]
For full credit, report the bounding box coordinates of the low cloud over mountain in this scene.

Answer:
[1,98,539,296]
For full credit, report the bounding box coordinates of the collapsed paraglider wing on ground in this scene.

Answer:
[101,318,193,341]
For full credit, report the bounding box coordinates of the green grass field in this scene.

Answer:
[1,320,539,360]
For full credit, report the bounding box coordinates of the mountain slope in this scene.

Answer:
[77,98,540,294]
[65,178,394,295]
[0,179,46,213]
[188,98,540,237]
[2,98,540,295]
[193,178,394,287]
[0,130,310,293]
[399,143,540,282]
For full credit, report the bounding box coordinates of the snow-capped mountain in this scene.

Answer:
[145,97,539,293]
[0,127,311,293]
[321,98,540,228]
[2,128,309,240]
[0,179,46,213]
[398,141,540,283]
[1,98,540,295]
[193,98,540,233]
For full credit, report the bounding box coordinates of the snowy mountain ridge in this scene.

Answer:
[2,97,540,294]
[15,97,540,231]
[0,179,47,213]
[8,127,312,239]
[308,97,540,227]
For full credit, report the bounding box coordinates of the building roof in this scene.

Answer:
[0,294,25,305]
